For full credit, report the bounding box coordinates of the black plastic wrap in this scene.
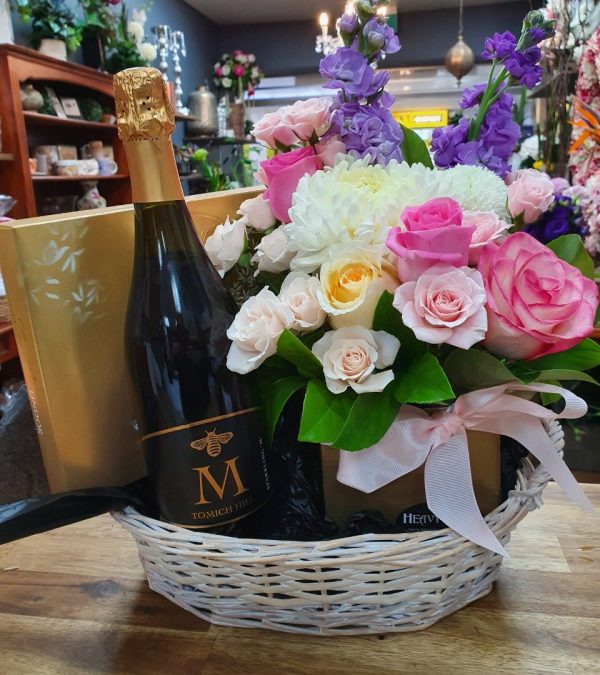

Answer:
[0,479,154,546]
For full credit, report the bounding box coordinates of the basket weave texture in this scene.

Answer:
[114,421,563,636]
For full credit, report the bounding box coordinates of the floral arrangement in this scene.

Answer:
[103,5,157,74]
[432,13,554,177]
[205,4,600,554]
[567,174,600,259]
[11,0,82,52]
[213,51,263,101]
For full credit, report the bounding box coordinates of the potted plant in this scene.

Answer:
[11,0,81,60]
[77,0,119,70]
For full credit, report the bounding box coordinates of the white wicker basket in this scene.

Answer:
[114,421,563,636]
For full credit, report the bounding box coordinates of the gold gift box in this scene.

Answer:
[0,188,260,492]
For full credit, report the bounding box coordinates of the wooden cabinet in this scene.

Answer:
[0,45,131,219]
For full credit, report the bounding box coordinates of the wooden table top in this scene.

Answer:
[0,483,599,675]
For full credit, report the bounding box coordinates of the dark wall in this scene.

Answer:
[218,1,535,77]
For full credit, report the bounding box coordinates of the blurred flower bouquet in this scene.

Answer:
[206,3,600,554]
[213,50,263,102]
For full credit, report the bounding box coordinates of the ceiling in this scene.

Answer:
[185,0,521,25]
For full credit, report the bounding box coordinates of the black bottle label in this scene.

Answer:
[142,408,271,528]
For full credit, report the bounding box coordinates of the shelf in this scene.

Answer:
[32,174,129,182]
[175,113,201,122]
[179,173,206,181]
[0,153,15,161]
[23,111,118,130]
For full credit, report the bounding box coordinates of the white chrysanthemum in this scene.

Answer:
[441,165,508,218]
[284,157,399,272]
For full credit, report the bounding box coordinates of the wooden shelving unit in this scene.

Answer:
[0,45,131,219]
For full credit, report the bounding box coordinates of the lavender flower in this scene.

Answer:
[320,47,389,98]
[338,11,359,35]
[460,84,486,110]
[481,31,517,61]
[331,101,403,165]
[504,46,543,88]
[478,103,521,160]
[431,118,470,168]
[363,18,401,55]
[525,195,588,244]
[527,27,546,43]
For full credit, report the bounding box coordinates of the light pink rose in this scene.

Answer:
[279,272,326,333]
[315,136,347,167]
[251,227,295,273]
[462,210,510,264]
[393,264,487,349]
[386,198,474,282]
[253,98,332,149]
[238,195,277,231]
[204,216,246,277]
[260,147,323,223]
[507,169,554,224]
[478,232,599,360]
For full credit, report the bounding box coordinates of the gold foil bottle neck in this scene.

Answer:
[113,67,176,142]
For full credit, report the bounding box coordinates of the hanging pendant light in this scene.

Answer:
[445,0,474,86]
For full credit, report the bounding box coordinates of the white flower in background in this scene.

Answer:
[221,64,231,76]
[131,8,147,25]
[236,54,248,64]
[238,195,277,232]
[312,326,400,394]
[251,66,260,79]
[441,165,509,218]
[221,77,232,88]
[251,227,295,274]
[279,272,326,334]
[127,21,144,44]
[226,288,294,374]
[285,157,399,272]
[204,216,246,276]
[138,42,157,62]
[248,53,256,63]
[318,242,395,329]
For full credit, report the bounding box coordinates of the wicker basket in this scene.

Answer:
[114,421,563,636]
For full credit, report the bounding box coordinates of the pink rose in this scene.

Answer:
[214,66,223,77]
[393,264,487,349]
[253,98,332,149]
[462,210,510,264]
[260,147,323,223]
[386,198,474,282]
[551,177,570,194]
[507,169,554,224]
[478,232,599,360]
[233,64,245,77]
[238,195,277,231]
[315,136,346,167]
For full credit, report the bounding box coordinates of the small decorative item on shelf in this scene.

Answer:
[101,112,116,125]
[20,84,44,111]
[53,158,99,176]
[11,0,82,60]
[79,97,104,122]
[44,86,67,118]
[60,97,82,118]
[170,30,188,115]
[77,181,106,210]
[186,86,218,137]
[80,140,104,159]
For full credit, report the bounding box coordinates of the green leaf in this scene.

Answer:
[400,124,434,169]
[372,291,426,361]
[332,385,401,451]
[547,234,595,279]
[526,339,600,372]
[277,329,323,380]
[298,380,356,444]
[533,369,599,386]
[540,380,562,406]
[444,349,518,394]
[394,351,455,404]
[259,374,307,443]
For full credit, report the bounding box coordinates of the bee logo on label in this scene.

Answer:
[191,429,234,457]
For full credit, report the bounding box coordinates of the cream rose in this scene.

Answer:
[238,195,277,232]
[251,227,295,274]
[318,244,396,329]
[204,216,246,276]
[312,326,400,394]
[462,210,510,264]
[226,288,294,374]
[279,272,326,333]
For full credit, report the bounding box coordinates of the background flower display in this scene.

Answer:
[203,5,600,555]
[11,0,82,53]
[213,51,263,101]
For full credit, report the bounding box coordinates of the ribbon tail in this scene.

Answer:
[496,417,595,513]
[425,432,508,557]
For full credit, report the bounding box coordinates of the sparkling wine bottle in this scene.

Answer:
[114,68,271,529]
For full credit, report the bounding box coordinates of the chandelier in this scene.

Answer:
[315,12,344,56]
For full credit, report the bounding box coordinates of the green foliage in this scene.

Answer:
[400,124,434,169]
[12,0,82,52]
[444,349,519,393]
[298,380,356,444]
[525,339,600,373]
[393,351,454,404]
[547,234,595,279]
[258,367,306,443]
[277,329,323,380]
[372,291,426,361]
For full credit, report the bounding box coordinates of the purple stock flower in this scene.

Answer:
[504,46,543,89]
[362,18,401,55]
[479,103,521,160]
[338,11,359,35]
[527,27,546,43]
[331,101,403,165]
[460,84,486,109]
[481,31,517,61]
[320,48,389,98]
[431,118,470,168]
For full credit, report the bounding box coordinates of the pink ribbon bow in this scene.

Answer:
[337,382,594,556]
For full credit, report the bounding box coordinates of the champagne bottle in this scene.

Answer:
[114,68,271,529]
